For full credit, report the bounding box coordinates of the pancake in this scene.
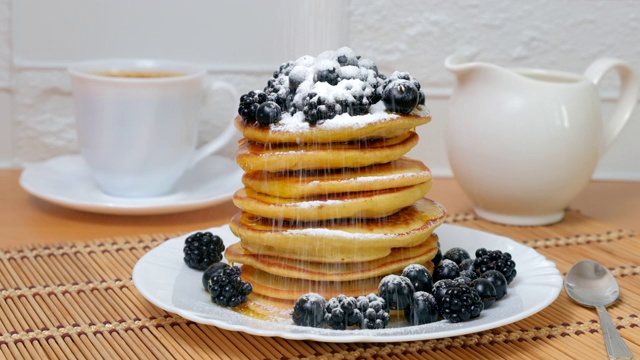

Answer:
[236,131,419,172]
[229,197,446,262]
[242,266,382,301]
[234,102,431,144]
[226,234,438,280]
[233,181,431,221]
[242,157,432,198]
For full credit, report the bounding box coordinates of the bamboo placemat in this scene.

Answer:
[0,210,638,359]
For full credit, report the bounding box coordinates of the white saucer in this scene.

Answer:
[19,154,243,215]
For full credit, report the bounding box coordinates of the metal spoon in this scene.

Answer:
[565,259,635,359]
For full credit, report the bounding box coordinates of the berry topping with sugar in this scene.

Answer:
[237,47,426,126]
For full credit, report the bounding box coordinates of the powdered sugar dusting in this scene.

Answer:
[283,228,391,240]
[271,102,429,134]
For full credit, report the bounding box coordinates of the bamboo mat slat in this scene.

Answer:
[0,210,638,359]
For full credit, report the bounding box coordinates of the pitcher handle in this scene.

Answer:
[189,81,239,168]
[583,58,638,150]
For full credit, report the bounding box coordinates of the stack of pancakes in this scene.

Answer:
[227,103,446,316]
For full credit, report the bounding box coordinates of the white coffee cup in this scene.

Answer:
[69,59,237,197]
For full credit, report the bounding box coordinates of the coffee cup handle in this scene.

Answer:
[583,58,638,151]
[189,81,239,168]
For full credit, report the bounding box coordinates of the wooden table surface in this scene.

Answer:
[1,168,639,248]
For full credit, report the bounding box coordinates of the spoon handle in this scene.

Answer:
[595,305,635,359]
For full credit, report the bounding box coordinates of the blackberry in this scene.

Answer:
[433,259,460,282]
[458,269,479,281]
[302,92,343,125]
[405,291,439,326]
[273,60,295,78]
[324,295,363,330]
[382,79,420,114]
[264,77,293,112]
[255,101,282,126]
[292,293,327,327]
[401,264,434,293]
[443,247,471,265]
[439,285,484,323]
[432,279,457,307]
[480,270,508,300]
[336,79,374,116]
[209,266,253,307]
[202,262,230,291]
[471,278,497,309]
[238,90,270,124]
[356,293,390,329]
[378,274,415,310]
[183,232,225,270]
[453,276,473,287]
[473,248,517,284]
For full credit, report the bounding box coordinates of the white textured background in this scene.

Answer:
[1,0,639,180]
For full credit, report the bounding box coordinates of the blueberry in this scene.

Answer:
[459,258,475,272]
[382,80,419,114]
[480,270,508,300]
[443,247,471,265]
[255,101,282,126]
[378,274,415,310]
[401,264,434,293]
[315,68,340,85]
[471,278,497,309]
[433,259,460,282]
[405,291,439,326]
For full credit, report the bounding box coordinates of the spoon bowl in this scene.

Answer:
[565,260,634,359]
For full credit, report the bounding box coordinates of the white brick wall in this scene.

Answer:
[2,0,639,179]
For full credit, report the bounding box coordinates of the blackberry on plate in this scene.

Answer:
[378,274,415,310]
[458,269,478,281]
[443,247,471,265]
[357,293,390,329]
[473,248,517,284]
[432,279,457,306]
[433,259,460,282]
[183,232,225,271]
[292,293,327,327]
[202,262,230,291]
[453,276,473,287]
[209,266,253,307]
[480,269,508,300]
[405,291,439,326]
[324,295,363,330]
[471,278,497,309]
[401,264,434,293]
[439,285,484,323]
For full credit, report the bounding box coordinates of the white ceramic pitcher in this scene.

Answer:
[445,55,638,226]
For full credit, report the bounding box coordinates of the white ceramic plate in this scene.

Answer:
[132,223,563,342]
[19,154,243,215]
